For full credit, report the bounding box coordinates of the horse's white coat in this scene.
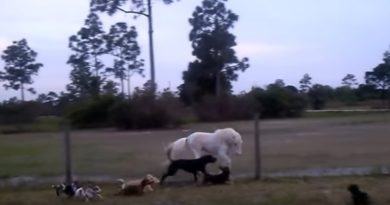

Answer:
[166,128,243,167]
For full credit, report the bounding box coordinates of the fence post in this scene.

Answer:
[254,113,261,180]
[63,119,73,184]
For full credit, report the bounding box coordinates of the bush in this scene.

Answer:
[193,94,258,122]
[0,101,43,124]
[67,95,118,128]
[250,85,307,118]
[109,86,188,129]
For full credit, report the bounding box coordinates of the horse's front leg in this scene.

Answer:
[218,148,232,168]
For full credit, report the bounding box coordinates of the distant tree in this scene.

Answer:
[90,0,176,16]
[308,84,333,110]
[251,82,306,118]
[68,13,107,97]
[365,51,390,107]
[0,39,43,101]
[179,0,249,104]
[36,91,59,106]
[66,55,99,100]
[285,85,299,93]
[334,86,357,105]
[102,80,119,96]
[106,22,144,96]
[3,97,18,104]
[268,79,285,89]
[356,84,379,101]
[342,74,358,87]
[299,73,312,93]
[91,0,180,96]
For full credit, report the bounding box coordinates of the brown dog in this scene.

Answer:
[116,174,160,196]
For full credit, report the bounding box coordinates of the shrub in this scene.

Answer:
[109,86,188,129]
[250,85,307,118]
[0,101,42,124]
[193,93,258,122]
[67,95,118,128]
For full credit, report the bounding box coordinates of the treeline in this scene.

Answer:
[0,72,388,131]
[1,0,390,131]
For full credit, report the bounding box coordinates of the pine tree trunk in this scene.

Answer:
[120,77,124,96]
[21,82,25,102]
[147,0,156,97]
[216,71,221,98]
[127,71,131,98]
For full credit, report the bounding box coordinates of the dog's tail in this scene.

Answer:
[117,178,125,187]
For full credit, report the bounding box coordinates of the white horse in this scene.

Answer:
[166,128,243,167]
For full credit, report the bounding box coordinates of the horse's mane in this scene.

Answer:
[214,128,242,143]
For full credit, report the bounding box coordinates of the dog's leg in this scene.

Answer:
[161,166,178,184]
[160,174,167,185]
[193,172,198,182]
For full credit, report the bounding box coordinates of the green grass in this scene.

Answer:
[1,176,390,205]
[303,110,390,118]
[0,116,62,134]
[1,112,390,179]
[1,113,390,204]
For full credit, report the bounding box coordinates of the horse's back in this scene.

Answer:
[169,137,196,160]
[187,132,215,144]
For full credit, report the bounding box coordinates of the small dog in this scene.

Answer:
[160,155,217,184]
[348,184,370,205]
[116,174,160,196]
[74,184,103,202]
[51,181,80,198]
[203,166,231,185]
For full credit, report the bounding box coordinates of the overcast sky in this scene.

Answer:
[1,0,390,100]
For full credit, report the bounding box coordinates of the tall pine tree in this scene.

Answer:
[106,22,144,96]
[179,0,249,104]
[67,13,107,98]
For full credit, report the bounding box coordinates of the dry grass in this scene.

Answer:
[1,176,390,205]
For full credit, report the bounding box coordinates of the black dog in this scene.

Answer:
[203,166,231,185]
[348,184,370,205]
[160,155,217,184]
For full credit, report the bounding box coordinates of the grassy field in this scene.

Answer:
[1,112,390,204]
[1,176,390,205]
[0,116,62,134]
[1,112,390,179]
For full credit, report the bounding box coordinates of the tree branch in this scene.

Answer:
[116,7,149,18]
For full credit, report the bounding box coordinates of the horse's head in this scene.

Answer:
[216,128,243,156]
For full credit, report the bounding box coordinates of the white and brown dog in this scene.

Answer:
[116,174,160,196]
